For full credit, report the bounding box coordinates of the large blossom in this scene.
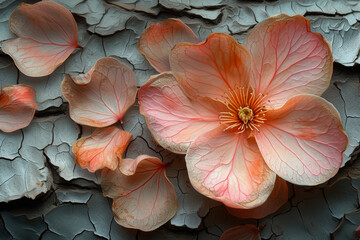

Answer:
[138,15,348,209]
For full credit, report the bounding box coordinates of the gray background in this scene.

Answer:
[0,0,360,239]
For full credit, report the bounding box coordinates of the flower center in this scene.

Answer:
[218,86,267,134]
[238,107,253,123]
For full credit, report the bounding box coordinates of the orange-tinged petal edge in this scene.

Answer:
[101,155,178,231]
[255,94,348,185]
[227,177,288,219]
[0,84,37,132]
[2,2,80,77]
[61,57,137,127]
[138,72,222,154]
[73,127,132,172]
[138,18,198,73]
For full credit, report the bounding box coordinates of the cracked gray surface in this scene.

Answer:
[1,0,360,239]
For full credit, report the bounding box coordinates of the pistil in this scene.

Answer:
[218,86,267,134]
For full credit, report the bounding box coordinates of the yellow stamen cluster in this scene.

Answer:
[219,86,267,134]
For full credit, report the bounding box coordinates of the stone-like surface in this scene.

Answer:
[44,204,94,239]
[0,121,53,202]
[325,179,358,219]
[1,212,46,239]
[1,0,360,239]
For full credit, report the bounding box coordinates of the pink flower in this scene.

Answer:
[138,15,348,208]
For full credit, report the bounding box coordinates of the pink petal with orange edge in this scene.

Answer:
[255,94,348,185]
[72,127,132,172]
[2,2,79,77]
[101,155,178,232]
[220,225,261,240]
[170,33,252,100]
[138,72,223,154]
[244,14,332,108]
[227,177,288,219]
[138,18,198,73]
[61,57,137,127]
[0,84,37,132]
[186,126,276,209]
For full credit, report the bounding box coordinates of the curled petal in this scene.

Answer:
[186,126,276,209]
[138,18,198,73]
[220,225,261,240]
[0,85,37,132]
[227,177,288,219]
[61,57,137,127]
[170,33,252,100]
[255,95,348,185]
[2,2,79,77]
[72,127,132,172]
[101,155,178,231]
[138,72,223,154]
[244,14,332,108]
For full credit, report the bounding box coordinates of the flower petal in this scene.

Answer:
[138,18,198,73]
[72,127,132,172]
[255,95,348,185]
[220,225,261,240]
[101,155,178,232]
[170,33,252,100]
[244,14,332,108]
[2,2,79,77]
[226,177,288,219]
[61,57,137,127]
[0,84,37,132]
[138,72,223,154]
[186,126,276,209]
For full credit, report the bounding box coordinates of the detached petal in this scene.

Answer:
[186,127,276,209]
[220,225,261,240]
[244,14,332,108]
[2,2,79,77]
[101,155,178,232]
[138,18,198,73]
[255,95,348,185]
[170,33,252,100]
[0,85,37,132]
[227,177,288,219]
[139,72,223,154]
[61,57,137,127]
[72,127,132,172]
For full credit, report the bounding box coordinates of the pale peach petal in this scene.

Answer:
[2,2,79,77]
[0,84,37,132]
[244,14,332,108]
[72,127,132,172]
[138,72,223,154]
[255,94,348,185]
[61,57,137,127]
[220,225,261,240]
[227,177,288,219]
[101,155,178,232]
[138,18,198,73]
[170,33,252,100]
[186,126,276,209]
